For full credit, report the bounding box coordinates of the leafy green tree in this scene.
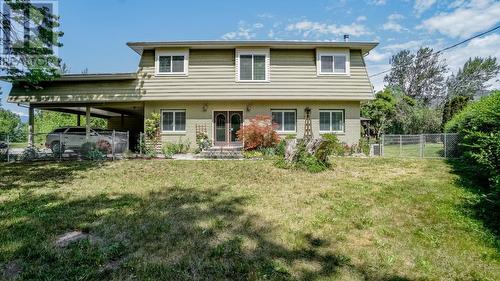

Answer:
[442,57,500,127]
[35,110,106,134]
[361,87,398,138]
[447,57,500,99]
[0,107,26,141]
[0,0,64,90]
[385,47,447,105]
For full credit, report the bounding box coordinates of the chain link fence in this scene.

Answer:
[0,130,130,162]
[374,133,459,158]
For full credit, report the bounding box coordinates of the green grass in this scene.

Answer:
[383,143,444,158]
[0,159,498,280]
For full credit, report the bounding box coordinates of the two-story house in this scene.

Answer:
[8,40,378,149]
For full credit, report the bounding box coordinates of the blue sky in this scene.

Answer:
[2,0,500,117]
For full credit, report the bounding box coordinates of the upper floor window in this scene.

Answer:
[317,50,350,75]
[155,50,189,75]
[236,49,270,82]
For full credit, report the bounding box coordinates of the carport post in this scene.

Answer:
[85,106,91,141]
[28,105,34,147]
[77,114,81,126]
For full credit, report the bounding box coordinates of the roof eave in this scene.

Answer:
[126,40,379,55]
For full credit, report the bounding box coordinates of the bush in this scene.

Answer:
[80,142,96,154]
[84,149,105,161]
[236,115,280,150]
[195,131,211,153]
[318,134,344,156]
[275,139,329,173]
[161,143,177,159]
[161,139,191,159]
[96,139,112,153]
[445,91,500,224]
[20,146,39,162]
[243,150,264,159]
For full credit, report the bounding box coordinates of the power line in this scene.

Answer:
[369,25,500,78]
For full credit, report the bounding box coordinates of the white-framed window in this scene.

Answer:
[235,49,270,82]
[155,50,189,75]
[319,110,345,133]
[316,49,350,75]
[271,110,296,133]
[161,110,186,132]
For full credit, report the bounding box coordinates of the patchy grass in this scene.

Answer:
[0,158,498,280]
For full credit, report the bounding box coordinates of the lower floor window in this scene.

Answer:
[319,110,344,133]
[272,110,296,132]
[161,110,186,132]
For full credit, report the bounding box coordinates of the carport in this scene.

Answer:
[8,72,144,150]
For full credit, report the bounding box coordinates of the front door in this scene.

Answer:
[213,111,243,145]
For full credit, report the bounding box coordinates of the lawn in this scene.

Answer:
[0,158,498,280]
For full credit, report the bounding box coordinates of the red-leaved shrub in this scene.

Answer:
[236,115,280,150]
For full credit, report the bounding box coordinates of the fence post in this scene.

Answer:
[420,134,424,158]
[59,133,62,161]
[444,133,447,158]
[139,132,142,157]
[126,131,130,154]
[6,135,10,163]
[112,130,116,161]
[381,135,385,157]
[399,135,402,157]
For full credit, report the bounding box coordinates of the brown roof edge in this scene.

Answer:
[126,40,379,55]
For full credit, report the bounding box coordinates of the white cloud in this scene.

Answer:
[286,20,371,38]
[382,13,407,32]
[382,22,406,32]
[419,0,500,38]
[368,0,387,6]
[365,50,391,63]
[414,0,437,16]
[444,33,500,73]
[366,63,391,91]
[356,15,367,22]
[221,21,260,40]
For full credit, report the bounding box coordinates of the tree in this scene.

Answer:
[34,110,107,134]
[442,57,500,127]
[0,107,26,141]
[361,87,398,138]
[0,0,63,92]
[385,47,447,105]
[446,57,500,99]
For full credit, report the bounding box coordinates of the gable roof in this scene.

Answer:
[127,40,378,55]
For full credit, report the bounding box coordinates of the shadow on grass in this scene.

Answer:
[1,162,414,280]
[0,161,101,190]
[446,159,499,241]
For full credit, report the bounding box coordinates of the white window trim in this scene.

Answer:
[316,49,350,76]
[160,109,187,133]
[271,109,297,133]
[319,109,345,134]
[235,48,270,82]
[155,50,189,76]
